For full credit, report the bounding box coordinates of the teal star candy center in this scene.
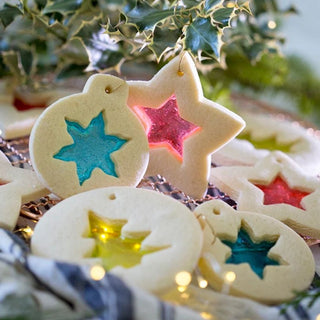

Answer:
[222,228,279,279]
[53,111,128,185]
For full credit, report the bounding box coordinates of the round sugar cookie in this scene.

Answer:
[29,75,149,198]
[211,112,320,175]
[195,200,315,304]
[31,187,203,293]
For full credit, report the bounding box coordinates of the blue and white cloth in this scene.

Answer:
[0,229,320,320]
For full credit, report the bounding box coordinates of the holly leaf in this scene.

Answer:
[204,0,223,12]
[43,0,83,15]
[1,51,25,81]
[0,3,24,28]
[126,2,175,31]
[57,37,89,65]
[185,17,220,58]
[19,48,34,76]
[75,18,123,71]
[149,26,182,60]
[57,63,87,80]
[212,7,234,27]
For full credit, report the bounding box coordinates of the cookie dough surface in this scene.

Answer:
[31,187,203,293]
[29,75,149,199]
[195,199,315,304]
[0,88,77,139]
[211,113,320,175]
[128,53,245,199]
[0,161,48,230]
[211,151,320,239]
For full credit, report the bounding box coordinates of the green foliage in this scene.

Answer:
[0,0,284,88]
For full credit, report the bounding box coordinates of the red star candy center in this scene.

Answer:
[254,176,310,210]
[133,95,201,161]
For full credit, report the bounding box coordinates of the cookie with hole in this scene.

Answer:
[194,199,315,304]
[29,75,149,199]
[31,186,203,293]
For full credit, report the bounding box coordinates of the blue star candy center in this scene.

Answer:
[222,228,279,279]
[53,111,128,185]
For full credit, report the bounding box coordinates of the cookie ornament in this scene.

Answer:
[195,200,315,304]
[212,112,320,174]
[31,187,203,293]
[127,53,245,198]
[0,161,48,230]
[29,75,149,199]
[0,86,77,139]
[211,151,320,238]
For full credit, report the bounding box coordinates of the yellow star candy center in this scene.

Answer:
[238,132,296,153]
[87,211,164,270]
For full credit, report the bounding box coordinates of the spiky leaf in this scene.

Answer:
[1,51,24,80]
[185,17,220,58]
[126,2,175,31]
[149,26,182,59]
[212,7,234,27]
[0,3,23,28]
[75,18,123,71]
[43,0,84,15]
[204,0,222,12]
[58,37,89,65]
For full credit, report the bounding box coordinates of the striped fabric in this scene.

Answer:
[0,229,319,319]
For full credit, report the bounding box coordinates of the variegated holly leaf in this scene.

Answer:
[149,26,182,60]
[212,7,234,27]
[43,0,83,15]
[185,17,220,59]
[125,2,175,31]
[0,2,24,28]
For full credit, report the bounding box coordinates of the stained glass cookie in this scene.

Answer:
[127,53,245,199]
[0,161,48,230]
[195,199,315,304]
[31,187,203,293]
[210,151,320,238]
[211,113,320,175]
[29,74,149,199]
[0,87,77,139]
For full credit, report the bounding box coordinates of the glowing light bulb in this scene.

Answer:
[268,20,277,29]
[200,312,213,319]
[199,279,208,289]
[224,271,236,284]
[175,271,192,287]
[23,226,34,236]
[90,265,105,281]
[316,314,320,320]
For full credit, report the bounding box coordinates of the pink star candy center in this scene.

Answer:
[254,176,310,210]
[133,95,201,161]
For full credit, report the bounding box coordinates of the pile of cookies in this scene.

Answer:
[0,53,318,308]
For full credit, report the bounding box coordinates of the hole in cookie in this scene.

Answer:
[86,211,167,271]
[0,179,10,187]
[253,175,311,210]
[105,86,112,94]
[132,94,201,163]
[237,132,297,153]
[212,208,220,215]
[109,193,116,200]
[222,226,280,279]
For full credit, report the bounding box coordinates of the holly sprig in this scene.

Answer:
[0,0,287,88]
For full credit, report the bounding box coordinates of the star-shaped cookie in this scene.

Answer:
[128,53,245,198]
[195,199,315,304]
[210,151,320,238]
[0,161,48,230]
[211,112,320,175]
